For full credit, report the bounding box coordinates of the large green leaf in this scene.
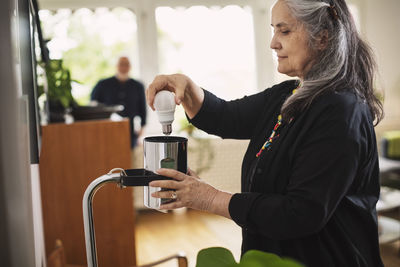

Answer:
[236,259,264,267]
[241,250,281,265]
[240,250,305,267]
[196,247,305,267]
[265,259,305,267]
[196,247,238,267]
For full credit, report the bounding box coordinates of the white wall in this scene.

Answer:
[360,0,400,131]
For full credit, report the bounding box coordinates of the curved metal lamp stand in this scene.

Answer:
[83,173,121,267]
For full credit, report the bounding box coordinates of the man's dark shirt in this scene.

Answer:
[91,76,146,148]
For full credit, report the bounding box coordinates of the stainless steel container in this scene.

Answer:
[143,136,187,209]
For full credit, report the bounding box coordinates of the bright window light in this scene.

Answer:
[156,5,257,101]
[39,7,139,105]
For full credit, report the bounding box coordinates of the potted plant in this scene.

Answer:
[196,247,305,267]
[38,59,75,122]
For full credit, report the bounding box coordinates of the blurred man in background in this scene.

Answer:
[91,56,146,150]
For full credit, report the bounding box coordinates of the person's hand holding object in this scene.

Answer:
[149,168,232,218]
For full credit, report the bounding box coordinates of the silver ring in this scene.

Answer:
[171,191,177,200]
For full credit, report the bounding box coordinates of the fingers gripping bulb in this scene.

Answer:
[154,91,176,135]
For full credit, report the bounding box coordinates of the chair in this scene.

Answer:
[47,239,85,267]
[47,239,66,267]
[47,239,188,267]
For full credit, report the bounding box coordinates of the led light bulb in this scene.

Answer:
[154,90,176,135]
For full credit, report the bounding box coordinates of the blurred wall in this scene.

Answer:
[359,0,400,135]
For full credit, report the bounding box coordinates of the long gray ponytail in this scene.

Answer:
[281,0,383,125]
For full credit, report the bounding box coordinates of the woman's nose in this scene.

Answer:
[270,34,281,50]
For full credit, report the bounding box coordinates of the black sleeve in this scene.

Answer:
[229,95,364,240]
[188,88,276,139]
[137,82,147,126]
[91,81,103,101]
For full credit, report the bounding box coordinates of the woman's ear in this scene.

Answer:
[316,29,329,50]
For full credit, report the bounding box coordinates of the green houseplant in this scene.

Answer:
[196,247,305,267]
[38,59,75,122]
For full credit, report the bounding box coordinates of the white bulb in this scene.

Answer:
[154,91,176,135]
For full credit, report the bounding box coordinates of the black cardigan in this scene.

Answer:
[189,80,383,267]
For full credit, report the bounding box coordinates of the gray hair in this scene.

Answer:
[280,0,383,125]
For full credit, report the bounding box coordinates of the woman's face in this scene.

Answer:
[270,0,315,79]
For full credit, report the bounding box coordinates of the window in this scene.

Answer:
[39,7,139,104]
[156,5,257,101]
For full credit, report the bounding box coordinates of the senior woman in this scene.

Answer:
[147,0,384,266]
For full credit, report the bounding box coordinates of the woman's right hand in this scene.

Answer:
[146,74,204,119]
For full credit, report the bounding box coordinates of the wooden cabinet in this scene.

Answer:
[39,119,136,266]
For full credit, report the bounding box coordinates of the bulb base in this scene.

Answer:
[162,124,172,135]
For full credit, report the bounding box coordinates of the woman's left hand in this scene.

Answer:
[149,168,219,211]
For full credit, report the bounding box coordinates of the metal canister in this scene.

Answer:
[143,136,187,209]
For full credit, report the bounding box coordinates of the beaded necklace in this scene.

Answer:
[255,87,299,158]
